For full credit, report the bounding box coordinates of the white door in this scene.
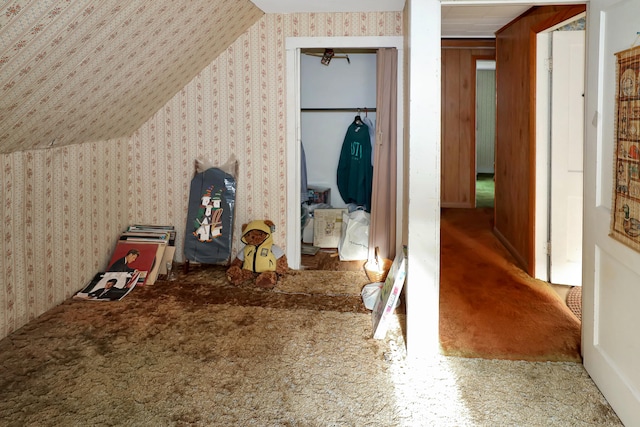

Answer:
[550,30,585,286]
[583,0,640,424]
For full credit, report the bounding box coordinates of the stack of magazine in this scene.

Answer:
[74,225,176,301]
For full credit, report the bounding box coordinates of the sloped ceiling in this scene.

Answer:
[0,0,263,154]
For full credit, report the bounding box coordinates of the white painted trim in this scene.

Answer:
[286,36,404,50]
[251,0,406,14]
[405,0,442,358]
[535,31,551,282]
[285,47,302,269]
[285,36,404,270]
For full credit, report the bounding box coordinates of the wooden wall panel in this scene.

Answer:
[441,40,495,208]
[494,5,586,272]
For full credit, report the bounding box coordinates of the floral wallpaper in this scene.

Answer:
[1,140,128,337]
[130,12,403,263]
[0,11,403,340]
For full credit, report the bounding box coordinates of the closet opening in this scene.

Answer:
[285,36,404,271]
[299,48,378,271]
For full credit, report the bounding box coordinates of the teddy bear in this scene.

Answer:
[226,219,288,289]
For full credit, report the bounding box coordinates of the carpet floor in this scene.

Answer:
[304,209,581,362]
[0,265,622,426]
[0,224,621,426]
[476,174,495,208]
[439,208,582,362]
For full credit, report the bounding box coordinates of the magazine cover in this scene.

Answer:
[116,240,166,285]
[106,241,159,285]
[73,271,139,301]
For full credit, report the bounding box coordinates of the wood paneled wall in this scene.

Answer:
[441,39,495,208]
[494,5,587,272]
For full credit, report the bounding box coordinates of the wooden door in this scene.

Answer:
[583,1,640,424]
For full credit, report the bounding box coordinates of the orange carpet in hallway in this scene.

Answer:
[439,208,582,362]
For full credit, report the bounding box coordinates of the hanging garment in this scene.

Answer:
[337,120,373,212]
[301,141,309,202]
[362,115,376,166]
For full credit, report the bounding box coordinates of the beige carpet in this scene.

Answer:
[0,266,622,426]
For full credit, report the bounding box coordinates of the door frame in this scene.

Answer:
[284,36,404,269]
[474,57,497,207]
[535,30,553,281]
[534,16,586,285]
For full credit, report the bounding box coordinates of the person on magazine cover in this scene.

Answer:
[88,278,118,299]
[107,248,140,273]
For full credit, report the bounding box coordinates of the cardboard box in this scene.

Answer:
[313,208,347,248]
[307,186,331,205]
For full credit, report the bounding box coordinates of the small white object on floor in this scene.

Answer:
[361,282,400,310]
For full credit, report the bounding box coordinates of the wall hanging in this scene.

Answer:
[611,44,640,251]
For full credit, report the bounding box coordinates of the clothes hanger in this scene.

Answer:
[354,108,362,125]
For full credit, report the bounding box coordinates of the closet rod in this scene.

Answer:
[300,107,376,112]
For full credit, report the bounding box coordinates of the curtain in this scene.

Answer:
[368,48,398,261]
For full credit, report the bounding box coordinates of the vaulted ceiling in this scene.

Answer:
[0,0,263,154]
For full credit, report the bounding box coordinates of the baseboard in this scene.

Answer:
[493,226,528,272]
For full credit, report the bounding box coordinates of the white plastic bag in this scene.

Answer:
[338,209,370,261]
[361,282,382,310]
